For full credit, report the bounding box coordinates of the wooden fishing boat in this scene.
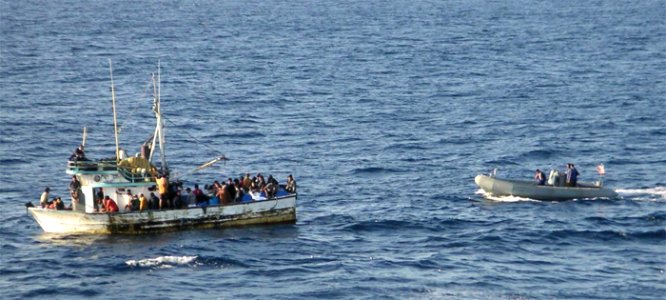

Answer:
[27,62,297,234]
[475,173,618,201]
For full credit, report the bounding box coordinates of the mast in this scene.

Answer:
[158,61,167,174]
[82,126,87,147]
[149,73,158,164]
[109,59,121,162]
[148,61,168,175]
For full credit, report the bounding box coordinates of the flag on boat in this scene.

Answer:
[596,164,606,176]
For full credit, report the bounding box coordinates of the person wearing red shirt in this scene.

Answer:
[103,196,119,213]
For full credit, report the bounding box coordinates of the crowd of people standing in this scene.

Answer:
[120,172,297,212]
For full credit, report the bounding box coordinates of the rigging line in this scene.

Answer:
[118,77,155,137]
[133,76,155,121]
[128,78,156,134]
[140,77,152,102]
[159,113,228,159]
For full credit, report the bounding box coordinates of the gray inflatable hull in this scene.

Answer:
[474,174,618,201]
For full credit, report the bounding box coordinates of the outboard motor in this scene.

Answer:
[558,173,566,186]
[547,170,557,186]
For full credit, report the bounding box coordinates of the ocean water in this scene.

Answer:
[1,0,665,299]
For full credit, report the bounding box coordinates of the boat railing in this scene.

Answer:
[67,160,118,172]
[67,160,156,182]
[117,166,157,183]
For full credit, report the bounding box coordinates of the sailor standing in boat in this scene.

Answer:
[566,163,580,187]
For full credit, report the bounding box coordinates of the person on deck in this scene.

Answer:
[168,182,180,209]
[54,197,65,210]
[234,180,244,202]
[102,196,119,213]
[257,174,266,190]
[131,193,140,210]
[534,169,546,185]
[40,187,51,208]
[69,176,81,211]
[192,184,207,205]
[242,173,252,192]
[95,188,104,212]
[212,181,222,197]
[156,175,169,210]
[139,194,148,213]
[173,189,184,209]
[250,179,260,193]
[149,192,160,210]
[566,163,580,187]
[267,175,279,187]
[285,175,297,193]
[217,183,229,204]
[124,191,139,211]
[69,144,86,161]
[263,182,277,199]
[225,178,236,203]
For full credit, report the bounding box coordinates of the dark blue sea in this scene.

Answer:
[1,0,665,299]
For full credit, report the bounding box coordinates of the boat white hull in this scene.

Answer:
[28,195,296,234]
[475,174,618,201]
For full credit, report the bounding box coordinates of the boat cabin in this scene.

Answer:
[66,157,158,213]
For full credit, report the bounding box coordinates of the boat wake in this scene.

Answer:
[475,189,540,202]
[126,255,197,268]
[616,186,666,201]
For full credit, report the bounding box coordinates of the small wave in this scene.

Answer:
[475,189,540,202]
[305,214,357,226]
[607,158,646,165]
[484,159,519,166]
[520,149,558,159]
[547,229,665,242]
[616,187,666,201]
[384,143,427,151]
[649,128,666,136]
[342,219,419,232]
[350,166,402,175]
[126,255,197,268]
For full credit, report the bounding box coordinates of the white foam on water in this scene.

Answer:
[475,189,540,202]
[616,186,666,201]
[126,255,197,268]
